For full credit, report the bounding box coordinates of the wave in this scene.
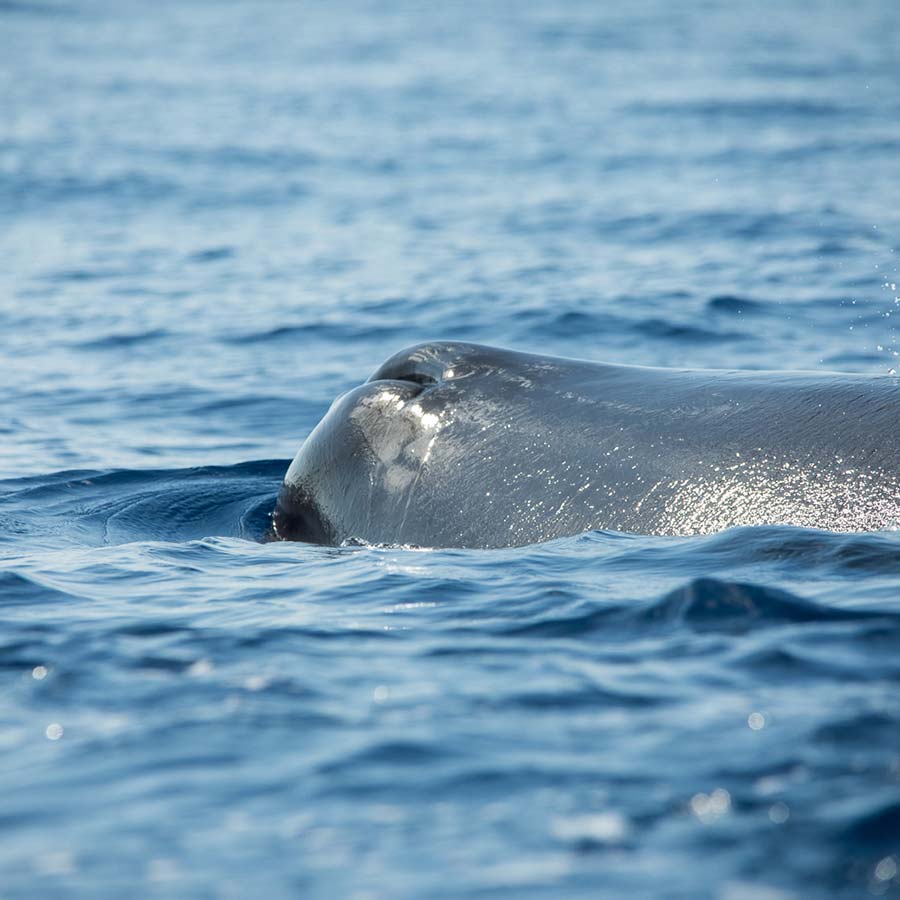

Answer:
[0,461,285,547]
[0,570,85,606]
[497,576,892,639]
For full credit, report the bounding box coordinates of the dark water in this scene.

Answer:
[3,0,900,896]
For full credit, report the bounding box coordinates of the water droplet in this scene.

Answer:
[690,793,710,817]
[709,788,731,814]
[768,802,790,824]
[875,856,897,882]
[187,658,213,677]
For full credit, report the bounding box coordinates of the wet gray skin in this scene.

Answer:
[273,342,900,548]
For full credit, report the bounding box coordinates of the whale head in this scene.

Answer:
[273,341,591,548]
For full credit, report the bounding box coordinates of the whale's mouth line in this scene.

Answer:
[272,485,335,545]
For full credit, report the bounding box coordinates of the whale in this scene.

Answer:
[273,341,900,548]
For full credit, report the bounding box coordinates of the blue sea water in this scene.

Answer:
[2,0,900,896]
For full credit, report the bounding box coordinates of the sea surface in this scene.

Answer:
[2,1,900,897]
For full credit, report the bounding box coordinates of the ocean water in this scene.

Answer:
[2,0,900,896]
